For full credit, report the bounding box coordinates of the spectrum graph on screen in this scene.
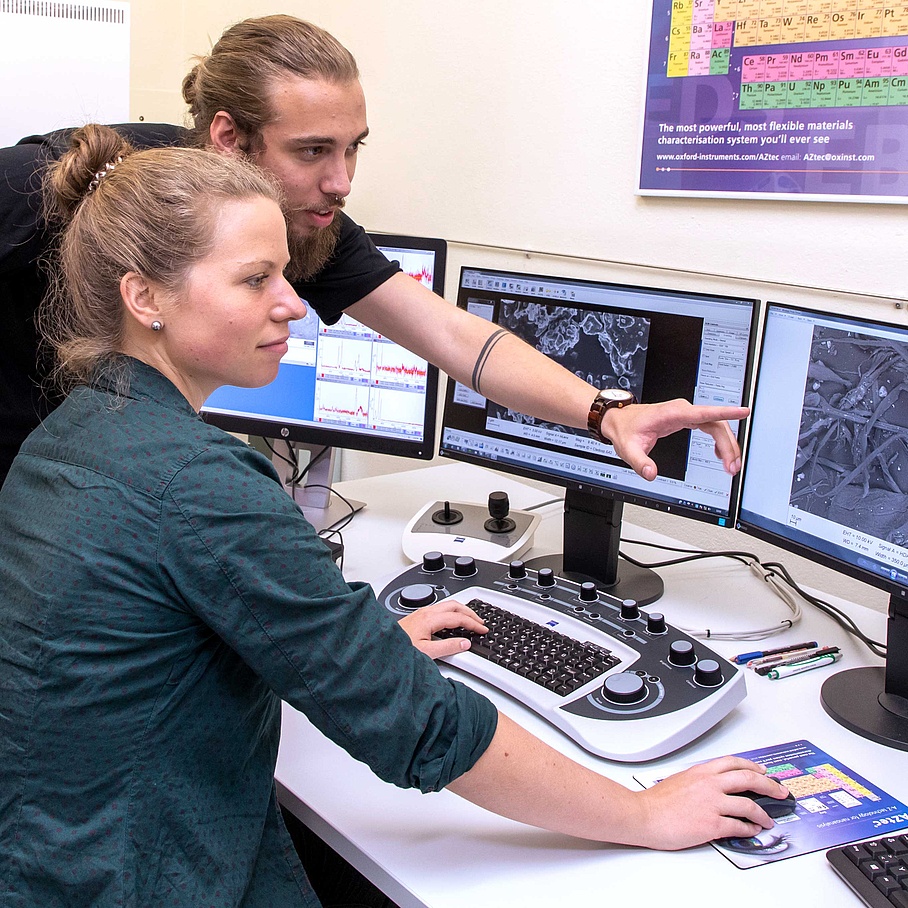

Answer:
[639,0,908,202]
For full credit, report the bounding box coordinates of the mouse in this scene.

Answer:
[735,789,798,819]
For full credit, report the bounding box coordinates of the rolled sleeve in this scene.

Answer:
[160,441,497,792]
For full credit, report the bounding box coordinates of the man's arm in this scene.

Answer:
[346,272,748,480]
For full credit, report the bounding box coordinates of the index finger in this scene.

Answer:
[686,405,750,427]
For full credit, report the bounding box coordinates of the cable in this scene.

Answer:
[286,441,331,487]
[525,497,563,512]
[263,436,296,471]
[306,484,359,534]
[619,537,886,656]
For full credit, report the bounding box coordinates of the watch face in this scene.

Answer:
[599,389,635,404]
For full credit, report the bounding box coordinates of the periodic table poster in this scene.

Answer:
[639,0,908,201]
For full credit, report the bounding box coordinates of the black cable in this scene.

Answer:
[286,441,331,486]
[761,559,887,659]
[263,436,296,470]
[620,536,887,658]
[306,484,358,534]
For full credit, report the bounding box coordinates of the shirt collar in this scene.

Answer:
[91,355,200,419]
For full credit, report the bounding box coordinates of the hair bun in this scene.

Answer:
[44,124,134,223]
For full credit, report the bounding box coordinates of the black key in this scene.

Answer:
[874,875,901,898]
[890,862,908,882]
[863,860,887,881]
[843,844,868,865]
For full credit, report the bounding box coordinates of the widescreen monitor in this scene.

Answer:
[202,233,445,528]
[738,302,908,751]
[439,266,759,604]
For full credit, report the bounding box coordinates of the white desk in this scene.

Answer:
[275,462,897,908]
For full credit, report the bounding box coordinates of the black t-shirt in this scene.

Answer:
[0,123,399,484]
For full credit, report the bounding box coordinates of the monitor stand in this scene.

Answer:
[821,593,908,751]
[525,488,664,606]
[271,444,364,533]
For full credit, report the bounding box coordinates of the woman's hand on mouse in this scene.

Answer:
[628,756,790,850]
[398,600,487,659]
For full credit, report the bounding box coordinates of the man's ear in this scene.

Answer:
[209,111,245,155]
[120,271,163,329]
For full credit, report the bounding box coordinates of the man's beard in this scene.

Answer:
[284,214,342,284]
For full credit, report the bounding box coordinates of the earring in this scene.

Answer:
[151,320,163,332]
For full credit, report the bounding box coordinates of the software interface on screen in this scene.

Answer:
[739,303,908,595]
[202,239,440,453]
[738,302,908,752]
[441,267,758,524]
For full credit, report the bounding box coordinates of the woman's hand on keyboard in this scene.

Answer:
[398,600,488,659]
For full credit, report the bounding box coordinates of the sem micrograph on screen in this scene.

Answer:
[791,325,908,546]
[488,301,649,438]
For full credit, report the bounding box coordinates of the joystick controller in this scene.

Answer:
[401,490,540,564]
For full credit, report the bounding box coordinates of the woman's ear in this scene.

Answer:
[119,271,162,330]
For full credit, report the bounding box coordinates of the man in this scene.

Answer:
[0,14,747,489]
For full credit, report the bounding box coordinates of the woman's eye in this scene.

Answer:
[246,274,267,289]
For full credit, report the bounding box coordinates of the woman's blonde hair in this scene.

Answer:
[41,123,282,389]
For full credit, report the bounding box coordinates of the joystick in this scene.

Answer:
[484,491,517,534]
[401,490,540,564]
[431,501,463,526]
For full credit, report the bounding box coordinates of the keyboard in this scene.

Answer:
[828,836,908,908]
[434,597,621,696]
[377,554,746,762]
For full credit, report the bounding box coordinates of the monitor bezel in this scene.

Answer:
[439,265,760,528]
[200,232,445,461]
[736,300,908,602]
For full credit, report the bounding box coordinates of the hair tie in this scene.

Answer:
[87,156,124,193]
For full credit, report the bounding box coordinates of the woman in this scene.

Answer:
[0,126,784,907]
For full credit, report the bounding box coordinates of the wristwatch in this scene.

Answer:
[587,388,637,444]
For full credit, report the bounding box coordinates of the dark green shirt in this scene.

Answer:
[0,358,496,907]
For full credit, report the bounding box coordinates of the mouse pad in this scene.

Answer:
[635,739,908,868]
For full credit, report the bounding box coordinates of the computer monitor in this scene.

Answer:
[439,266,759,604]
[738,302,908,751]
[202,233,445,529]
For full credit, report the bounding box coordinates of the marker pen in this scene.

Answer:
[753,646,840,675]
[748,645,833,669]
[767,652,842,680]
[733,641,819,664]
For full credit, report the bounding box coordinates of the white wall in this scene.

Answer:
[127,0,899,611]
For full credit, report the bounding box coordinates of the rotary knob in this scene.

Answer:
[620,600,640,621]
[579,582,598,602]
[668,640,697,666]
[421,551,445,572]
[646,612,667,635]
[508,560,527,580]
[398,584,436,610]
[453,556,477,578]
[536,568,556,588]
[601,672,648,705]
[694,659,723,687]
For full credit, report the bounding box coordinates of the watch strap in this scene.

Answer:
[588,390,636,443]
